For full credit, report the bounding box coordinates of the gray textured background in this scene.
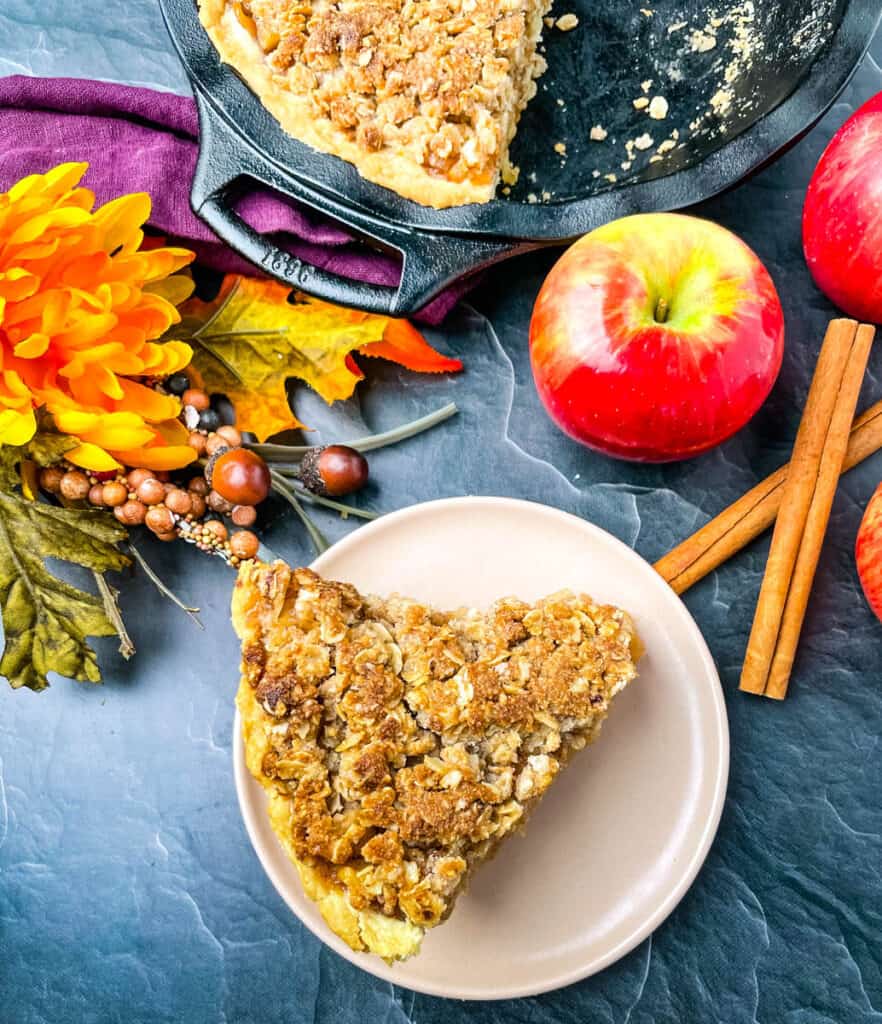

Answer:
[1,4,882,1023]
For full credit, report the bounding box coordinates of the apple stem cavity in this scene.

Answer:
[654,297,670,324]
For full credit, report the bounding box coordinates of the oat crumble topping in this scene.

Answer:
[200,0,552,206]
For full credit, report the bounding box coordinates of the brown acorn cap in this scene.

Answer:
[203,444,231,488]
[299,446,329,496]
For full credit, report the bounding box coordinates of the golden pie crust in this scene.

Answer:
[232,561,640,960]
[198,0,551,207]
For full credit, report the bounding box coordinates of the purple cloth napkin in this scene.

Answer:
[0,75,469,323]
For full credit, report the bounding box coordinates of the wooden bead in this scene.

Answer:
[114,500,147,526]
[164,488,192,516]
[88,484,106,506]
[126,468,153,489]
[205,432,229,456]
[39,466,65,494]
[230,530,259,559]
[136,478,166,505]
[216,425,242,448]
[145,505,174,534]
[187,431,207,456]
[203,519,228,542]
[182,388,210,411]
[188,494,207,519]
[60,470,91,501]
[231,504,257,527]
[207,490,234,514]
[101,481,128,508]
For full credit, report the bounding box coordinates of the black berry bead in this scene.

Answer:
[210,393,237,426]
[166,372,190,396]
[198,408,221,432]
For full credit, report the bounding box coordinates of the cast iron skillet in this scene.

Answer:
[160,0,881,315]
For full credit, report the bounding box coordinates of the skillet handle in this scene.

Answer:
[190,90,531,316]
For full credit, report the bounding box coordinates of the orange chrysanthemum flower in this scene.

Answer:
[0,162,197,471]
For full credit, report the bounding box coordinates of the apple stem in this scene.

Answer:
[654,297,670,324]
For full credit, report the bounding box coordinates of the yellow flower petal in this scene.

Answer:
[140,339,193,376]
[65,442,123,472]
[111,444,197,471]
[145,274,195,307]
[92,193,152,255]
[92,364,126,402]
[52,409,103,435]
[55,313,119,351]
[152,417,190,445]
[77,421,155,450]
[20,458,40,501]
[2,370,32,400]
[13,332,50,359]
[0,406,36,445]
[6,162,87,203]
[8,206,92,247]
[0,268,39,302]
[114,379,181,422]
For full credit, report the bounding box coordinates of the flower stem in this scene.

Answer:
[127,543,204,629]
[270,476,378,520]
[249,402,458,462]
[93,571,136,660]
[270,471,329,554]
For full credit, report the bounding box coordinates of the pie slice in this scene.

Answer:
[232,561,640,960]
[198,0,551,208]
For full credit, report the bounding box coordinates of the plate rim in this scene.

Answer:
[233,495,730,999]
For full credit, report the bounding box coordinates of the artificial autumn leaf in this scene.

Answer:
[0,448,129,691]
[26,430,79,467]
[182,276,461,442]
[357,319,463,374]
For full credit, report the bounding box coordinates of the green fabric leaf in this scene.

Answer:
[0,448,130,691]
[26,430,79,467]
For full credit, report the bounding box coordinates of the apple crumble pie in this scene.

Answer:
[233,562,640,960]
[198,0,551,207]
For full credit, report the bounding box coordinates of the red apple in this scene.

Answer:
[803,91,882,323]
[856,483,882,623]
[529,213,785,462]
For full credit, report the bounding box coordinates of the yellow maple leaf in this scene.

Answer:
[183,276,461,443]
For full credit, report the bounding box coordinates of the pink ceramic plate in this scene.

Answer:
[234,497,729,999]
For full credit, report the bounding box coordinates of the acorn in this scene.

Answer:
[205,447,270,506]
[299,445,368,497]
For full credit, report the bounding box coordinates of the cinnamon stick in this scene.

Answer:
[763,323,877,698]
[654,399,882,594]
[739,320,875,698]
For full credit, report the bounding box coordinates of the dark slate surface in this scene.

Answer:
[2,6,882,1023]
